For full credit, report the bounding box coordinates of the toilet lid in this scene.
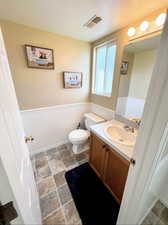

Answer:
[69,129,89,142]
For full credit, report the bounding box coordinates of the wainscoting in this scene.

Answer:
[91,103,115,121]
[21,102,115,155]
[21,103,91,155]
[116,97,145,118]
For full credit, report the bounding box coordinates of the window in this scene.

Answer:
[92,41,117,97]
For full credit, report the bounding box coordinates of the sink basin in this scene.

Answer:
[104,125,136,146]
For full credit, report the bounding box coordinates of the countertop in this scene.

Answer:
[90,120,136,161]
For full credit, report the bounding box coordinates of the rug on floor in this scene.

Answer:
[65,163,120,225]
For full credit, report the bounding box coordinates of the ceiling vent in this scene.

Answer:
[84,15,102,28]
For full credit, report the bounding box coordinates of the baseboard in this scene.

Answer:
[138,198,157,225]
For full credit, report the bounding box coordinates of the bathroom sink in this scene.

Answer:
[104,125,136,146]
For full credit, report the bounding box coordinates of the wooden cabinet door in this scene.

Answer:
[89,134,106,178]
[104,148,130,203]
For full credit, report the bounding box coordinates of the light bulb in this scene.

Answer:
[140,21,149,32]
[155,13,167,26]
[127,27,136,37]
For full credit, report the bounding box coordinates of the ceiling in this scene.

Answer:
[0,0,167,42]
[125,35,161,53]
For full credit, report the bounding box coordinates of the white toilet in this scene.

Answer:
[69,113,105,154]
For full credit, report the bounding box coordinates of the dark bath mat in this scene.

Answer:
[65,163,120,225]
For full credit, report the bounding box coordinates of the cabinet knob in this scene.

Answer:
[130,158,136,166]
[102,145,106,148]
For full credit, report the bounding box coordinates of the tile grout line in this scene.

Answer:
[39,176,57,199]
[55,184,68,225]
[46,151,69,225]
[32,144,89,225]
[42,206,62,221]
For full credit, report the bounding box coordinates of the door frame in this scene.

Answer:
[117,11,168,224]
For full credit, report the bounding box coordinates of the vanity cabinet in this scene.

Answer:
[89,133,130,204]
[89,133,107,178]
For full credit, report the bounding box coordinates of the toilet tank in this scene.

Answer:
[84,113,105,131]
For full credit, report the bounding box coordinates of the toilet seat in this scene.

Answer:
[69,129,89,142]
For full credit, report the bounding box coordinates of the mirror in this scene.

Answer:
[116,35,161,120]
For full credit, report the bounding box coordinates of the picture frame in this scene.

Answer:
[63,72,82,89]
[120,61,129,75]
[25,45,54,69]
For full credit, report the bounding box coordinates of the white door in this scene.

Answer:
[0,159,24,224]
[117,12,168,224]
[0,28,41,224]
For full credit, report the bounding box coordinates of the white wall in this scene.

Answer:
[125,97,145,118]
[116,97,127,116]
[91,103,115,121]
[116,97,145,118]
[21,102,115,155]
[21,103,91,155]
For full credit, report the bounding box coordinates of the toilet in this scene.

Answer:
[69,113,105,154]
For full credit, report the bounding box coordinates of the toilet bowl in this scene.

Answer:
[69,113,105,154]
[69,129,90,154]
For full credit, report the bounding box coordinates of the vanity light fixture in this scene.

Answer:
[140,21,149,32]
[127,11,166,39]
[155,13,167,26]
[127,27,136,37]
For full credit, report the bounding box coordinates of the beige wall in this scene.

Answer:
[118,51,134,97]
[91,8,164,110]
[0,20,91,110]
[91,28,129,110]
[128,49,156,99]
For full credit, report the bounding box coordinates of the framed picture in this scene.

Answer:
[120,61,129,75]
[63,72,82,89]
[25,45,54,69]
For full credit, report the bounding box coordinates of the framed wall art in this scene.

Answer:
[25,45,54,69]
[120,61,129,75]
[63,72,82,88]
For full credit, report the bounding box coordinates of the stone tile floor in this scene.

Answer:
[31,143,89,225]
[142,200,168,225]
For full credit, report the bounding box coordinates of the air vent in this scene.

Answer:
[84,15,102,28]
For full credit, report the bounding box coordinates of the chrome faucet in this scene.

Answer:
[131,118,141,128]
[124,118,141,133]
[124,125,135,133]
